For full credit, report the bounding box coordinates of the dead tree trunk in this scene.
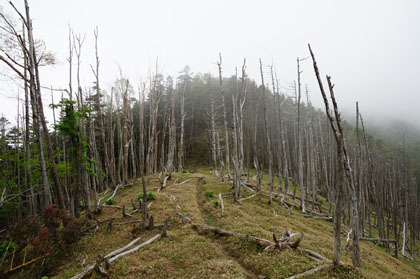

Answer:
[217,54,230,178]
[24,0,66,210]
[309,44,360,268]
[178,83,186,172]
[208,78,218,176]
[296,57,305,213]
[259,59,274,203]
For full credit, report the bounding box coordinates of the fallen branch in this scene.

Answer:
[165,178,192,189]
[70,235,160,279]
[297,247,330,262]
[239,194,256,202]
[359,237,396,243]
[161,176,169,189]
[177,178,192,186]
[286,264,330,279]
[192,223,303,251]
[108,234,160,263]
[102,204,122,209]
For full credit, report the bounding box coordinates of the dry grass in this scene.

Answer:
[48,170,420,279]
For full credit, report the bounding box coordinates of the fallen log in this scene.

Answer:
[297,247,330,262]
[239,194,256,202]
[286,264,330,279]
[71,234,161,279]
[360,237,396,243]
[109,234,160,263]
[70,237,142,279]
[192,223,303,251]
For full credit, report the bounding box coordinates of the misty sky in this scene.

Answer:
[1,0,420,129]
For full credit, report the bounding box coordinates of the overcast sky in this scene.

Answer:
[1,0,420,130]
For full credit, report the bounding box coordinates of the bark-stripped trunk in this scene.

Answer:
[208,79,218,176]
[259,59,273,203]
[309,44,360,267]
[217,54,230,178]
[24,0,65,209]
[296,57,305,213]
[178,83,186,172]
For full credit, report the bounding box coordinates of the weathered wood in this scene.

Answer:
[286,264,330,279]
[70,235,159,279]
[360,237,396,243]
[219,193,224,214]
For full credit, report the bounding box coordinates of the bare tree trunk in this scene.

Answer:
[309,44,360,267]
[138,84,145,176]
[24,0,65,209]
[123,79,130,184]
[217,54,230,178]
[208,78,218,176]
[167,82,176,178]
[91,27,110,188]
[178,83,186,172]
[296,57,305,213]
[109,88,116,185]
[232,61,247,202]
[259,59,274,203]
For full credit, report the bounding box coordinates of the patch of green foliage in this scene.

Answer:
[138,192,156,201]
[213,200,219,208]
[0,240,14,257]
[179,208,188,215]
[205,190,215,200]
[105,198,115,205]
[50,99,99,178]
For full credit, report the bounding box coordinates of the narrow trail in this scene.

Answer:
[192,176,262,279]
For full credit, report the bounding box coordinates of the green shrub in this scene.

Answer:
[205,191,215,200]
[0,240,14,257]
[213,200,219,208]
[105,198,115,205]
[182,170,187,173]
[138,192,156,201]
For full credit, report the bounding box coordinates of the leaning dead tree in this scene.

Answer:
[309,44,360,267]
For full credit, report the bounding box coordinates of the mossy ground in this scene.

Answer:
[48,168,419,279]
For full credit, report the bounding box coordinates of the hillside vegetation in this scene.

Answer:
[45,170,419,279]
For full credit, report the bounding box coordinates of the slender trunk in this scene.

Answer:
[24,0,65,210]
[217,54,230,178]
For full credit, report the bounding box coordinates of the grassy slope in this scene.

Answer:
[50,169,420,279]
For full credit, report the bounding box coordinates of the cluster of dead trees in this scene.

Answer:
[0,0,419,271]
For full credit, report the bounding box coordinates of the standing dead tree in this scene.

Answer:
[309,44,360,267]
[178,81,186,172]
[207,77,219,176]
[259,59,274,203]
[296,57,306,213]
[232,60,247,202]
[0,0,66,210]
[217,53,231,179]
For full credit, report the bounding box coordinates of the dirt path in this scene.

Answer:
[192,176,262,279]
